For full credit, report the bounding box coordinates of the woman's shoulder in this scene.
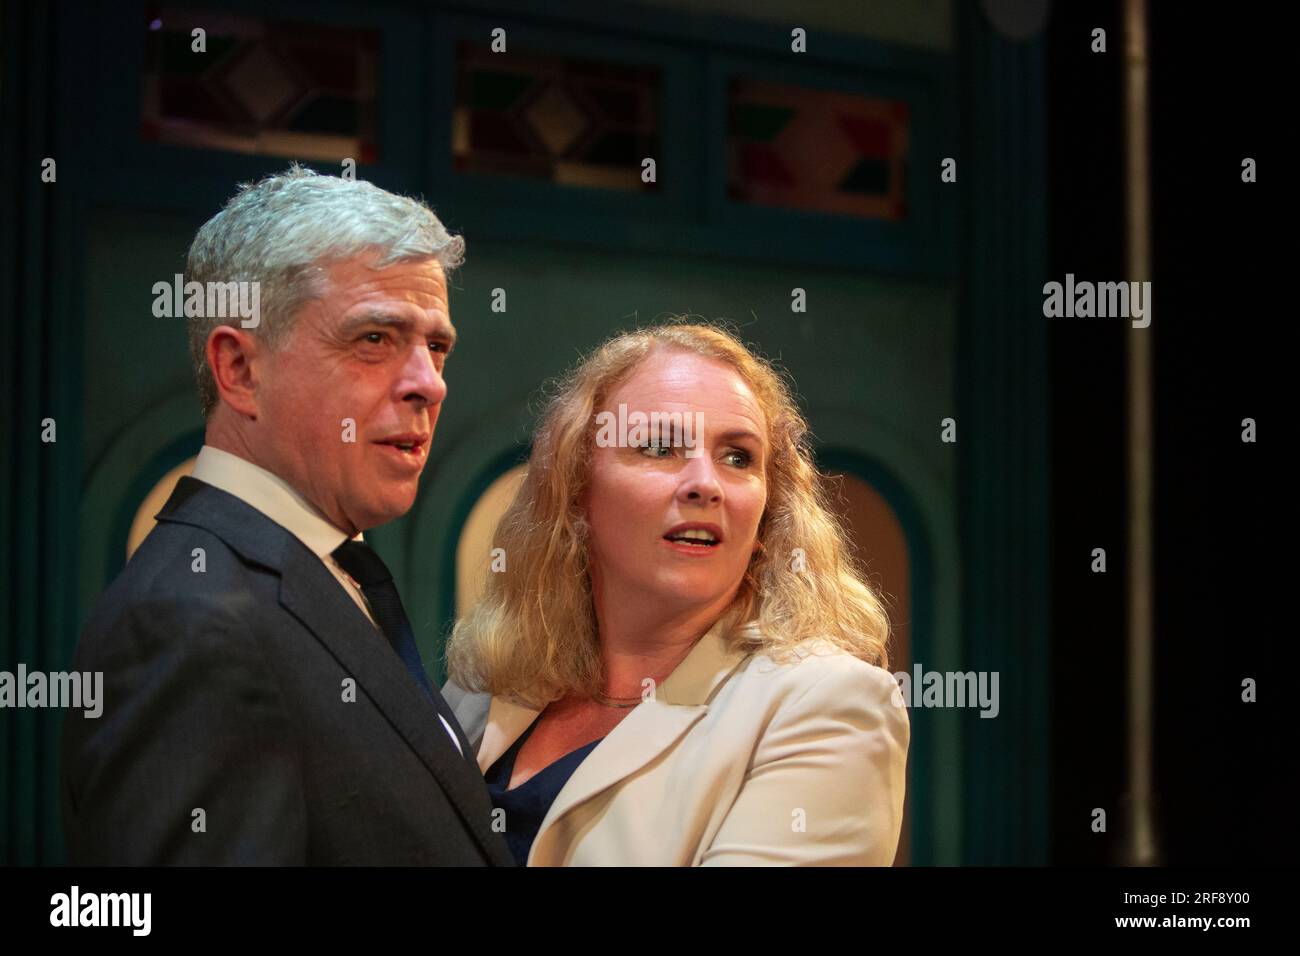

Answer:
[732,629,902,707]
[713,631,909,751]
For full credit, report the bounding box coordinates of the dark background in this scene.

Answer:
[1049,1,1284,865]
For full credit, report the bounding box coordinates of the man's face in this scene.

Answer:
[250,251,455,535]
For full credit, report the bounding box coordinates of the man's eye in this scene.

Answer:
[363,332,386,344]
[429,341,447,354]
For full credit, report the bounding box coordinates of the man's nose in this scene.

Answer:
[401,345,447,407]
[677,453,723,505]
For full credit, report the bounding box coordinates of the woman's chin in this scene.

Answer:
[641,575,735,611]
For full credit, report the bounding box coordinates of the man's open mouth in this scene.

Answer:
[376,434,429,457]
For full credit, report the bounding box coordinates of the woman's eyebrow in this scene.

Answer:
[715,428,764,447]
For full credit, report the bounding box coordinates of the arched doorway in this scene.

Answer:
[823,468,913,866]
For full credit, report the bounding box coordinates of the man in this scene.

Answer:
[61,166,513,865]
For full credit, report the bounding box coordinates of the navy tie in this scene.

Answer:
[331,540,437,703]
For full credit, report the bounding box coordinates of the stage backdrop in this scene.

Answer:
[1,0,1047,865]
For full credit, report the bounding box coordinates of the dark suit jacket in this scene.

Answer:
[61,476,514,866]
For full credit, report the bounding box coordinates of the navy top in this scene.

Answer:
[484,716,604,866]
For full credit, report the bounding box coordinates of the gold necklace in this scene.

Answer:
[593,640,700,709]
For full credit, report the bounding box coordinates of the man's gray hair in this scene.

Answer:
[185,163,464,418]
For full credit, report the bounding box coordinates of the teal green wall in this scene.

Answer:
[84,209,205,470]
[3,0,1046,867]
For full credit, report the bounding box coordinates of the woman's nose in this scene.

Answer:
[677,455,723,504]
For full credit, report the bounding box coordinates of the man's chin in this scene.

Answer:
[353,489,420,531]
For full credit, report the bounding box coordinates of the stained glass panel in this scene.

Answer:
[728,79,909,220]
[141,5,380,162]
[453,44,661,192]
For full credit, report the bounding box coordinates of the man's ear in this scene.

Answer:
[207,325,262,419]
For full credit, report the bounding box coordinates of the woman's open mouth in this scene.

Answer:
[662,523,723,552]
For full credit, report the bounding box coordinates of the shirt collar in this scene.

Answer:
[190,445,361,559]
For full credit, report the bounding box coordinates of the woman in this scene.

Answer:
[443,322,909,866]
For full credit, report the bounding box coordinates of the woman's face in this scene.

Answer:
[585,350,768,620]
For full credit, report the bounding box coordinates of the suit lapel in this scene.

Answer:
[433,697,480,769]
[158,477,514,866]
[279,544,513,865]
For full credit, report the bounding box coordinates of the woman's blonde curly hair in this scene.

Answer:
[445,320,890,707]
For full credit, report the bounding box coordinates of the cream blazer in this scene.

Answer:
[443,620,910,866]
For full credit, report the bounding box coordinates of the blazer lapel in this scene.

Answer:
[528,618,755,864]
[529,700,709,864]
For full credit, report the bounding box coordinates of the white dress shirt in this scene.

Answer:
[190,445,463,756]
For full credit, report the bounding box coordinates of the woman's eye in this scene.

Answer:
[724,449,752,468]
[639,443,673,459]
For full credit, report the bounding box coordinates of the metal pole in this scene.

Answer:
[1123,0,1159,866]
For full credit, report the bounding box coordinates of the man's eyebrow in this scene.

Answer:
[342,310,457,349]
